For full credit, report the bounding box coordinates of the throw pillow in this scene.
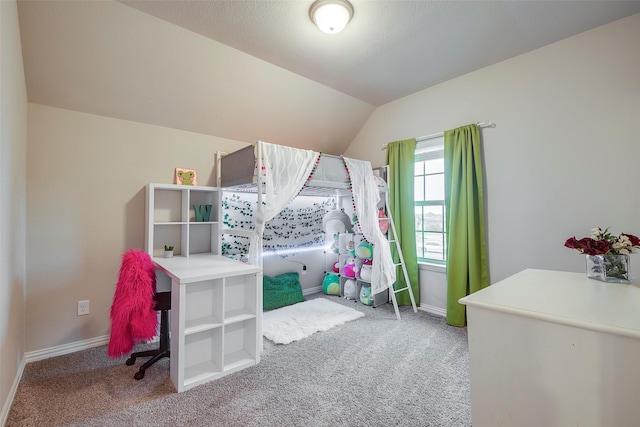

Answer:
[263,272,305,311]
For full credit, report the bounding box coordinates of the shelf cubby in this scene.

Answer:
[184,328,224,388]
[146,183,221,257]
[147,182,261,393]
[223,319,257,371]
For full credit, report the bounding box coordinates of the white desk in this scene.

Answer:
[460,268,640,427]
[154,253,262,392]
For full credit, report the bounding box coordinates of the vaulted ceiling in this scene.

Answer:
[17,1,640,154]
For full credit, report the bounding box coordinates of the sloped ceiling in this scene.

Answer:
[17,1,640,154]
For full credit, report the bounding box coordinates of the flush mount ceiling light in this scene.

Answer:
[309,0,354,34]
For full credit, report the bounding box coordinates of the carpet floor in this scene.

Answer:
[7,294,471,427]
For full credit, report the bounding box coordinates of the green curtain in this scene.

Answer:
[385,139,420,306]
[444,124,489,327]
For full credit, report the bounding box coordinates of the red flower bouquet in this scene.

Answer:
[565,227,640,283]
[564,227,640,256]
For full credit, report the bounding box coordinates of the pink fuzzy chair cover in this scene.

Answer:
[107,249,158,358]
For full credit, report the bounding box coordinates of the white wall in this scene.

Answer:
[0,0,28,422]
[17,7,640,361]
[345,13,640,313]
[25,104,250,354]
[17,0,375,156]
[263,250,325,295]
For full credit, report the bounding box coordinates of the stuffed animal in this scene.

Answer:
[378,207,389,234]
[322,273,340,296]
[360,285,373,306]
[338,233,353,255]
[343,279,357,300]
[355,241,373,259]
[322,210,353,234]
[342,258,356,278]
[330,233,340,253]
[346,239,356,256]
[332,261,340,273]
[359,259,373,282]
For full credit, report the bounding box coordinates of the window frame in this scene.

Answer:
[414,138,446,265]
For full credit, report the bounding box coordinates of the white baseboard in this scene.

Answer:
[25,334,110,363]
[19,305,444,368]
[306,288,446,319]
[303,286,322,295]
[1,357,25,427]
[418,303,446,318]
[4,335,126,424]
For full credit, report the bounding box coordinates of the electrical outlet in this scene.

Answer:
[77,300,90,316]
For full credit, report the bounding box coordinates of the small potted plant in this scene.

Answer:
[164,245,174,258]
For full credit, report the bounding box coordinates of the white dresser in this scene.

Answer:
[460,268,640,427]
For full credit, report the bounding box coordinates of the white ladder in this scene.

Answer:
[384,191,418,320]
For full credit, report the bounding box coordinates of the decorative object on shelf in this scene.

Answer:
[329,232,340,254]
[359,259,373,282]
[322,273,340,295]
[193,204,212,222]
[343,279,357,300]
[564,227,640,283]
[175,168,197,186]
[332,261,340,273]
[342,258,356,278]
[163,245,174,258]
[346,239,356,256]
[378,207,389,234]
[359,285,373,306]
[322,209,353,234]
[338,233,352,254]
[355,240,373,259]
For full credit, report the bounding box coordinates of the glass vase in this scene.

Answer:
[585,254,631,284]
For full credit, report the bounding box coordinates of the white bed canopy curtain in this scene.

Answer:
[249,141,319,266]
[343,158,396,296]
[246,141,396,297]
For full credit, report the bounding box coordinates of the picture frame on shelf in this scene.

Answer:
[175,168,197,186]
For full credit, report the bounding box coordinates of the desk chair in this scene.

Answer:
[108,249,171,380]
[126,291,170,380]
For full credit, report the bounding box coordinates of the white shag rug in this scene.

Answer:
[263,298,365,345]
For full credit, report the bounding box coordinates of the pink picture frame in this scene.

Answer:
[175,168,197,186]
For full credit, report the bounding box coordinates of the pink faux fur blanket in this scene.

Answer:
[107,249,158,358]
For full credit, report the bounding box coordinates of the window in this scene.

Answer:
[414,138,446,263]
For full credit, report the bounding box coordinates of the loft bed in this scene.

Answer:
[221,144,353,197]
[219,141,396,298]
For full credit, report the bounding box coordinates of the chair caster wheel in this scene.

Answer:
[134,370,145,380]
[125,358,135,366]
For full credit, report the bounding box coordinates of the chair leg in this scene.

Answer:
[126,349,156,366]
[131,309,170,380]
